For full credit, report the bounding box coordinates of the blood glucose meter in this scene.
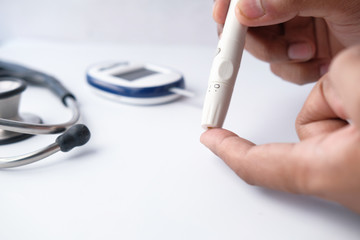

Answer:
[87,62,191,105]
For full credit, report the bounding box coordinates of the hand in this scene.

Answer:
[213,0,360,84]
[200,44,360,214]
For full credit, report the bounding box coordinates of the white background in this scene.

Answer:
[0,0,217,46]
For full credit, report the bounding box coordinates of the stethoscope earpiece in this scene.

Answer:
[56,124,91,152]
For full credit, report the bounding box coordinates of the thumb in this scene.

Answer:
[328,44,360,130]
[236,0,354,25]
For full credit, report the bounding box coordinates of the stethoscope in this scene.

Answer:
[0,60,91,168]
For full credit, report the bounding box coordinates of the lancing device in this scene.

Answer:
[201,0,247,129]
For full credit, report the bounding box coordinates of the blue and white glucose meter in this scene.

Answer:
[87,62,190,105]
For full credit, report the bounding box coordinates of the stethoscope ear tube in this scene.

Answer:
[41,75,76,106]
[0,60,75,105]
[0,58,81,135]
[0,61,75,105]
[0,96,80,135]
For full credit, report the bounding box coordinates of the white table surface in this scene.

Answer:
[0,39,359,240]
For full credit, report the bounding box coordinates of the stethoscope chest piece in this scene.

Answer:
[0,78,41,145]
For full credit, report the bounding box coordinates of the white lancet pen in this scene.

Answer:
[201,0,248,129]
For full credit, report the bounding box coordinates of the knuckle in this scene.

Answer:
[291,157,323,195]
[295,113,310,140]
[259,49,275,62]
[270,63,317,85]
[234,166,257,186]
[246,41,276,62]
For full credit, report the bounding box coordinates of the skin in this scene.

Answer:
[213,0,360,84]
[201,0,360,213]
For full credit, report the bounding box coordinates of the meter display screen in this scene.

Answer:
[113,68,158,81]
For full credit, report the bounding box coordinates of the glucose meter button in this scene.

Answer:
[218,60,234,81]
[214,84,221,89]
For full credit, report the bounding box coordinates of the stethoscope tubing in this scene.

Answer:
[0,96,80,134]
[0,123,91,169]
[0,60,91,169]
[0,142,60,168]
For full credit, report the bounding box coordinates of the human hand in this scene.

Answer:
[213,0,360,84]
[200,44,360,213]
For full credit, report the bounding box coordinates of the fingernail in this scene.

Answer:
[213,0,223,24]
[237,0,265,19]
[288,42,314,60]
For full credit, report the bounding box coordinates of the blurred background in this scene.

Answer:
[0,0,217,46]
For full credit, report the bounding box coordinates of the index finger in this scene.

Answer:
[200,128,318,195]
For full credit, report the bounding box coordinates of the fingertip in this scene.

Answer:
[213,0,221,23]
[213,0,230,24]
[201,128,241,155]
[200,128,230,148]
[201,128,255,163]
